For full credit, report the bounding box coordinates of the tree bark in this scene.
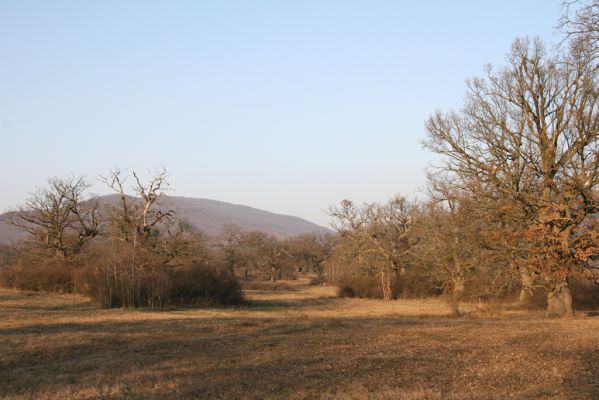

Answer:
[519,269,535,303]
[381,269,392,301]
[546,279,574,317]
[453,279,465,298]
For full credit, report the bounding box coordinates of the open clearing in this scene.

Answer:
[1,280,598,399]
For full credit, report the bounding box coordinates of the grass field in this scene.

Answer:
[1,279,598,399]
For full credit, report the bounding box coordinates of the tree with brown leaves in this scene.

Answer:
[424,37,598,316]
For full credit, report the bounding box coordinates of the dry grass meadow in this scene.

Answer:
[1,279,599,399]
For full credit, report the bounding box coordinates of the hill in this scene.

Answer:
[0,195,331,244]
[0,213,26,245]
[154,195,331,238]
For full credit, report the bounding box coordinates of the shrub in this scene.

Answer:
[170,264,244,306]
[1,258,244,309]
[337,276,385,299]
[337,283,356,298]
[81,262,244,308]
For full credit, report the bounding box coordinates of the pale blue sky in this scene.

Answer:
[0,1,561,226]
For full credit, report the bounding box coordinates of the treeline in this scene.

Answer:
[327,196,515,303]
[0,168,335,308]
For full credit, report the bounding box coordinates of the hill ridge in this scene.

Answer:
[0,195,331,244]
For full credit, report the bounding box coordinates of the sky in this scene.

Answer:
[0,1,562,227]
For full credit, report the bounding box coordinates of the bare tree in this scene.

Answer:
[99,167,183,308]
[560,1,599,50]
[329,196,414,300]
[214,228,291,282]
[286,233,335,280]
[216,224,248,276]
[10,176,101,258]
[245,232,289,282]
[101,167,174,245]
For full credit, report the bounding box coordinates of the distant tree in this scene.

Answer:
[214,229,290,282]
[286,233,335,280]
[329,196,414,300]
[0,244,15,270]
[244,232,289,282]
[216,224,247,276]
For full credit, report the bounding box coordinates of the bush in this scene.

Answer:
[337,283,356,298]
[1,258,244,309]
[81,262,244,308]
[170,264,244,306]
[337,276,386,299]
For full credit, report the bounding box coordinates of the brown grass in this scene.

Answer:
[1,279,598,399]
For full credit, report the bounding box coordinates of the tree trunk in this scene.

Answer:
[519,269,535,303]
[381,269,392,301]
[453,279,465,298]
[546,279,574,317]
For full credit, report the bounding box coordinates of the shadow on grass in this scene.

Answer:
[0,290,95,313]
[0,314,468,399]
[246,296,338,311]
[3,310,595,399]
[563,347,599,399]
[2,285,599,400]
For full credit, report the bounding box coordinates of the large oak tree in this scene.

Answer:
[424,37,598,316]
